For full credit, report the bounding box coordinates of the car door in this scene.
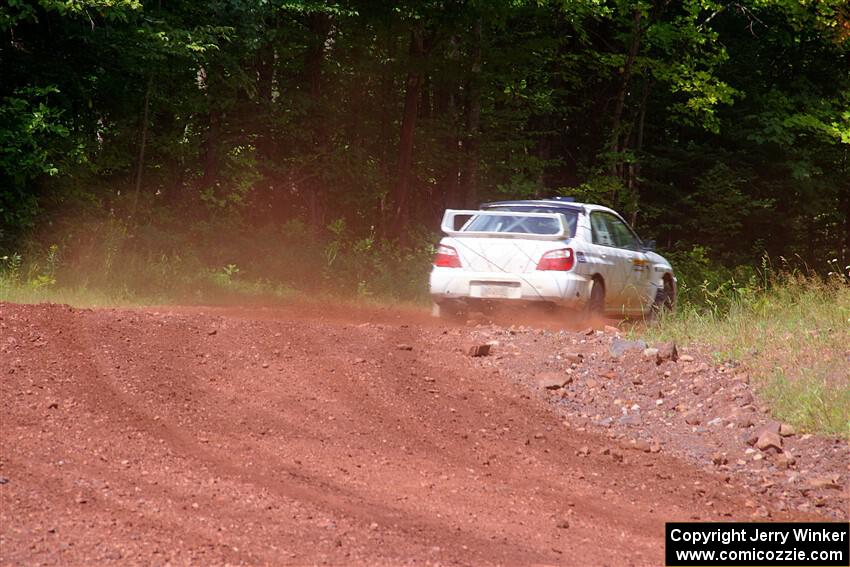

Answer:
[600,213,652,311]
[587,211,630,310]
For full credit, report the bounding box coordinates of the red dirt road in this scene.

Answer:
[0,302,834,566]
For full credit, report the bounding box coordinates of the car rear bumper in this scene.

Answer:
[429,267,591,306]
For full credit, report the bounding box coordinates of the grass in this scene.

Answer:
[640,273,850,438]
[0,283,150,308]
[0,253,299,308]
[0,281,300,309]
[0,267,427,313]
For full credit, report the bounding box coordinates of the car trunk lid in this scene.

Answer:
[440,209,570,274]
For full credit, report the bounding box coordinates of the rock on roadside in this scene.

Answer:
[609,338,647,359]
[756,431,783,453]
[467,344,491,357]
[537,372,572,390]
[655,342,678,364]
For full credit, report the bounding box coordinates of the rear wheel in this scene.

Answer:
[432,300,464,320]
[585,277,605,316]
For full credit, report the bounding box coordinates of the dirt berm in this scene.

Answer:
[1,302,846,565]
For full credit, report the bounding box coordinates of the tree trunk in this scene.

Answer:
[436,34,461,212]
[389,24,425,237]
[257,46,274,104]
[536,132,550,198]
[609,8,643,183]
[304,13,332,229]
[255,39,276,161]
[201,107,220,189]
[420,74,432,120]
[629,79,652,227]
[379,27,397,166]
[129,74,153,221]
[460,17,482,209]
[377,28,397,223]
[842,147,850,266]
[305,13,330,96]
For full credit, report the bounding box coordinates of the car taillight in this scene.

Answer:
[537,248,574,271]
[434,244,462,268]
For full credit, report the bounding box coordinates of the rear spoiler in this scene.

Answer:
[440,209,569,240]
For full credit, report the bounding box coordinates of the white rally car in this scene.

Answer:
[429,198,676,318]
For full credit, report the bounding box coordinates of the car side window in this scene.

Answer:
[591,212,640,250]
[590,213,615,247]
[603,214,639,251]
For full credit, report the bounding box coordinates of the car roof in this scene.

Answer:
[481,199,617,215]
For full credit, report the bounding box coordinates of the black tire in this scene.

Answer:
[651,276,676,316]
[585,277,605,316]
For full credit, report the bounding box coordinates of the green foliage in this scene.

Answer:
[557,175,634,216]
[319,218,433,299]
[0,87,73,246]
[0,253,23,285]
[1,213,435,305]
[661,245,755,312]
[1,0,141,30]
[0,244,59,291]
[0,0,848,319]
[207,263,294,300]
[0,87,68,180]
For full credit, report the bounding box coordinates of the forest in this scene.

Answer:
[1,0,849,301]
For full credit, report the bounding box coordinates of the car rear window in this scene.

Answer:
[463,214,561,235]
[474,206,578,237]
